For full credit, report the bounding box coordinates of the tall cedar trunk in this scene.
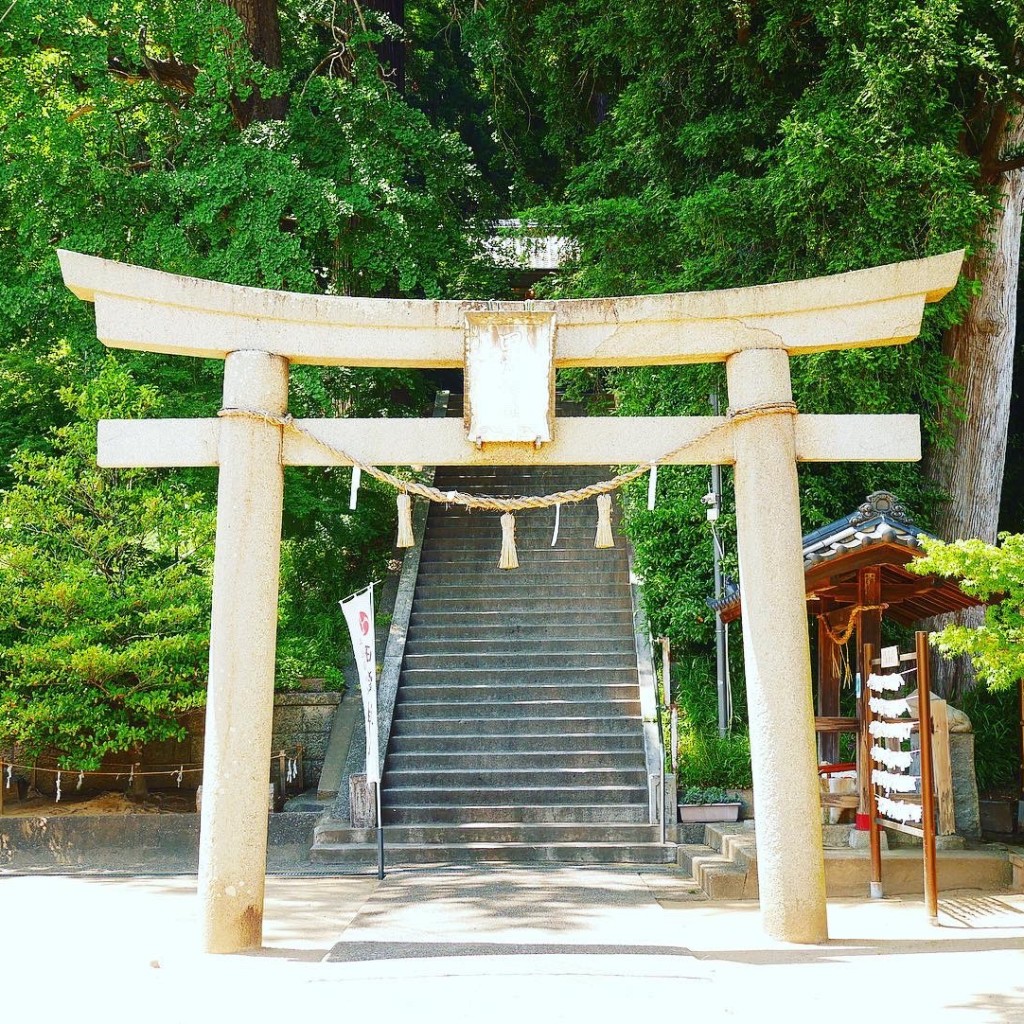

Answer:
[228,0,288,123]
[367,0,406,94]
[924,113,1024,699]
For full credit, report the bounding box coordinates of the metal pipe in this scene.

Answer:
[710,392,730,737]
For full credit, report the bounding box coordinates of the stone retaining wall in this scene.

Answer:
[271,691,343,787]
[0,812,318,872]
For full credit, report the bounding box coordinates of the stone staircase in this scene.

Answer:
[312,456,673,867]
[677,822,1016,899]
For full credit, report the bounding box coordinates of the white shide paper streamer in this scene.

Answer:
[872,769,918,794]
[871,745,914,771]
[869,696,910,718]
[869,719,914,741]
[876,795,923,823]
[867,672,905,693]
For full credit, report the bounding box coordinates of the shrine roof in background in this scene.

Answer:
[711,491,985,626]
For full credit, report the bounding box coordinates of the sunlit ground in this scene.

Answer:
[2,869,1022,1023]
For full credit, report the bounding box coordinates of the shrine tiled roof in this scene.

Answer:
[800,491,931,569]
[708,491,934,619]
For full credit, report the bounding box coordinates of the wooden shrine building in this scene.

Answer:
[710,490,984,769]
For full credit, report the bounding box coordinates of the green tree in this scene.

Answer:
[0,1,505,764]
[0,364,214,769]
[464,0,1021,699]
[911,533,1024,692]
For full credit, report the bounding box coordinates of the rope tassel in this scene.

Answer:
[499,512,519,569]
[595,494,614,548]
[396,493,414,547]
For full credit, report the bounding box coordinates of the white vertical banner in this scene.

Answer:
[340,583,380,784]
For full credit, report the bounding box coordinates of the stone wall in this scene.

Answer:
[271,691,342,787]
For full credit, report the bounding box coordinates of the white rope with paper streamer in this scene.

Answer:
[869,719,915,741]
[872,769,918,795]
[217,401,798,567]
[877,795,923,823]
[869,696,910,717]
[867,672,905,692]
[871,745,914,771]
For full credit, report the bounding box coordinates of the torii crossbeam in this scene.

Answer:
[60,247,963,951]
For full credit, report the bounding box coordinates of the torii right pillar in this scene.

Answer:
[728,347,828,941]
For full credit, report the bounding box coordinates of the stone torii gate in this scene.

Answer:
[59,247,962,952]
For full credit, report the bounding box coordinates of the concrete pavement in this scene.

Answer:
[2,867,1022,1023]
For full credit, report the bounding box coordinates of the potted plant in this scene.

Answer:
[678,786,743,823]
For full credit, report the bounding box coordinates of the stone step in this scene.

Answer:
[404,634,633,650]
[403,638,635,656]
[385,751,645,771]
[413,583,625,601]
[389,732,644,753]
[400,652,637,671]
[421,524,619,540]
[411,597,630,614]
[309,842,676,867]
[681,823,1016,899]
[399,666,636,682]
[675,843,754,899]
[382,803,649,825]
[381,785,647,806]
[384,767,647,789]
[414,566,629,586]
[409,608,632,626]
[395,683,639,704]
[389,716,641,737]
[314,821,663,845]
[417,550,624,568]
[391,699,641,720]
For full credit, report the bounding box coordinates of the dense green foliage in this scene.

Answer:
[466,2,1024,759]
[1,1,1022,774]
[0,0,502,766]
[912,534,1024,692]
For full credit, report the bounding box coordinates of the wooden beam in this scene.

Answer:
[815,582,942,603]
[60,248,963,367]
[97,413,920,469]
[805,545,919,590]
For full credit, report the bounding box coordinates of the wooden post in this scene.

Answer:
[930,699,956,835]
[296,745,305,792]
[857,568,883,824]
[863,644,884,898]
[817,600,840,765]
[917,631,939,923]
[0,761,5,816]
[277,750,287,803]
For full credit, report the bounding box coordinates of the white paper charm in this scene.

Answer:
[871,745,913,771]
[869,696,910,718]
[867,672,904,693]
[869,719,914,741]
[872,769,918,794]
[877,796,923,823]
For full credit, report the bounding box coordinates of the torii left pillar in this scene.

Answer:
[199,350,288,952]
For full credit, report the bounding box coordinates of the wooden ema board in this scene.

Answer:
[864,633,939,921]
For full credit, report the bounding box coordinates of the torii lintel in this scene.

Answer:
[58,248,963,368]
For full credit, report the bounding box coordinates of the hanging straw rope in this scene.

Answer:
[217,400,798,512]
[817,603,888,647]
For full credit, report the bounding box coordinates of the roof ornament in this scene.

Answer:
[851,490,912,526]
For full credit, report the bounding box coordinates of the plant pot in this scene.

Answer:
[678,801,742,823]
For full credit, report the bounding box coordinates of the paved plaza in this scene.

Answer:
[4,867,1022,1022]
